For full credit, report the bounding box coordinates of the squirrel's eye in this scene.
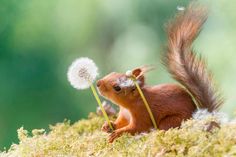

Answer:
[113,85,121,92]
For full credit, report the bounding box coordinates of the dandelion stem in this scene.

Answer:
[132,78,158,129]
[90,84,113,130]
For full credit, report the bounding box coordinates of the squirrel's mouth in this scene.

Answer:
[96,86,103,96]
[96,79,111,99]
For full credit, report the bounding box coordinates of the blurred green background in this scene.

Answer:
[1,0,236,149]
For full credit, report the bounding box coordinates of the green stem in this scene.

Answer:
[90,83,113,130]
[134,81,158,130]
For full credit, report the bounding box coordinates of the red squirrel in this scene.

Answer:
[96,4,224,143]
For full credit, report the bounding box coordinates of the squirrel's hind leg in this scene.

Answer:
[158,115,184,130]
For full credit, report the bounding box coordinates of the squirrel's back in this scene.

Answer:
[163,3,224,112]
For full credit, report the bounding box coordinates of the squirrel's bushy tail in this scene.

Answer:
[163,3,224,111]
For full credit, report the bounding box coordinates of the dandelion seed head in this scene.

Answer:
[67,57,98,90]
[192,109,211,120]
[193,109,229,124]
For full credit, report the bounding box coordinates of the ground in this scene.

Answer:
[1,112,236,157]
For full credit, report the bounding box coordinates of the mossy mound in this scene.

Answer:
[1,113,236,157]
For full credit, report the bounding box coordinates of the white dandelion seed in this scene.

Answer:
[125,70,133,77]
[177,6,185,11]
[67,57,98,90]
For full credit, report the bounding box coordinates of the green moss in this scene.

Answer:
[1,113,236,157]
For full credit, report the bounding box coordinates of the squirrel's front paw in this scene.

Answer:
[101,121,115,133]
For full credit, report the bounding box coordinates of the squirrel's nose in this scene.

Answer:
[96,80,102,87]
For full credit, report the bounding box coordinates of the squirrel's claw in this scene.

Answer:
[108,130,122,143]
[101,121,115,133]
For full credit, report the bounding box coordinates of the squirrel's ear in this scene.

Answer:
[132,65,155,78]
[131,65,155,86]
[132,68,142,78]
[131,68,144,87]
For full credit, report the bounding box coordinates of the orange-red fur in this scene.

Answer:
[97,4,223,143]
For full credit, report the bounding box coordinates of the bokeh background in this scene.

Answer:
[1,0,236,149]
